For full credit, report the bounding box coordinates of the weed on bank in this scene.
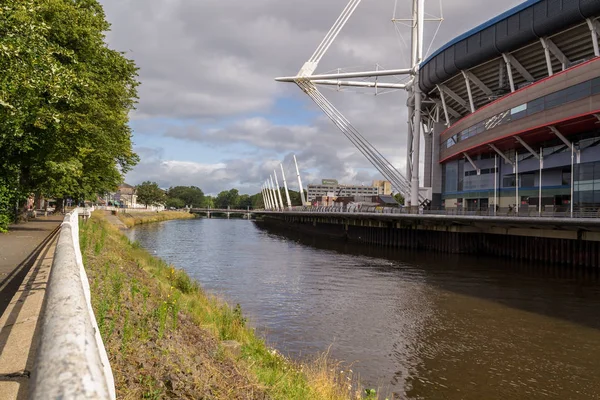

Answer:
[80,212,375,399]
[116,210,196,228]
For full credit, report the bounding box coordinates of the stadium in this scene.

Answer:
[419,0,600,212]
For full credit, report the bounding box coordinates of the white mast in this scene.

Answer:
[293,155,306,205]
[260,185,267,210]
[273,169,285,210]
[265,181,274,210]
[269,175,280,210]
[280,163,292,209]
[263,184,272,210]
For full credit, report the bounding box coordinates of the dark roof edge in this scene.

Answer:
[420,0,542,68]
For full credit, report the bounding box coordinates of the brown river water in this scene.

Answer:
[126,218,600,399]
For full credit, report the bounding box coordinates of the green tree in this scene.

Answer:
[215,189,239,209]
[165,197,185,209]
[393,193,405,205]
[238,194,253,209]
[0,0,139,224]
[167,186,205,208]
[203,196,215,208]
[287,189,307,206]
[250,193,264,209]
[136,181,165,208]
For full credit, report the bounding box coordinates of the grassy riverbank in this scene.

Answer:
[117,210,196,228]
[80,212,372,399]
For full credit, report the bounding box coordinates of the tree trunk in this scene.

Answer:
[16,199,29,223]
[56,198,65,214]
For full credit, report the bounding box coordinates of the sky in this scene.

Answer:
[98,0,523,196]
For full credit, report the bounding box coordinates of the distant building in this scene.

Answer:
[374,195,399,207]
[311,194,399,207]
[307,180,392,201]
[113,183,137,207]
[372,180,392,195]
[307,183,378,202]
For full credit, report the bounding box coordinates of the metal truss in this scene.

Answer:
[276,0,440,208]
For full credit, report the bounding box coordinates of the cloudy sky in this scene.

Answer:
[99,0,522,195]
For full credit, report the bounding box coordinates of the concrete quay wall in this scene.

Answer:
[257,213,600,268]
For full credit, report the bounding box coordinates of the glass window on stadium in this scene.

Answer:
[574,161,600,208]
[443,162,458,193]
[520,173,535,188]
[443,76,600,149]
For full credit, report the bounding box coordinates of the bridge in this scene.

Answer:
[190,207,254,219]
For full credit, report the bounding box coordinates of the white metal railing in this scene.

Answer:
[30,207,115,400]
[261,205,600,219]
[96,205,165,212]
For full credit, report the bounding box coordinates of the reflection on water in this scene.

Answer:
[127,218,600,399]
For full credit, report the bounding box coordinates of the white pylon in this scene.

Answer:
[260,185,267,210]
[280,163,292,209]
[269,175,280,210]
[265,182,273,210]
[273,169,285,210]
[263,184,271,210]
[266,180,275,210]
[293,155,306,205]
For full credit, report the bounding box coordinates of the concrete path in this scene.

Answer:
[0,216,63,317]
[0,216,62,399]
[104,211,128,229]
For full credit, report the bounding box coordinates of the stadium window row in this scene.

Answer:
[444,77,600,149]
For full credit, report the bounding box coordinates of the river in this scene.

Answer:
[126,218,600,399]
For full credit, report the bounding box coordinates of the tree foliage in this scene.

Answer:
[393,193,405,205]
[215,189,239,209]
[165,197,185,210]
[0,0,139,228]
[167,186,205,208]
[136,181,165,207]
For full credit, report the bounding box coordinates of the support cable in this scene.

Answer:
[297,81,423,201]
[303,82,407,192]
[308,89,413,197]
[309,0,363,65]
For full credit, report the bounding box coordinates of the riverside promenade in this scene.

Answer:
[0,216,63,398]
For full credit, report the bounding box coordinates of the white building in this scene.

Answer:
[307,180,390,202]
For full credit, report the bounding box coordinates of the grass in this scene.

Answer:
[81,211,379,399]
[116,210,196,228]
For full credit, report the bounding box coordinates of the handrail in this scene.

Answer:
[30,207,115,399]
[258,205,600,219]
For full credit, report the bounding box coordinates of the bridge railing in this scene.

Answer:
[30,207,115,400]
[263,205,600,218]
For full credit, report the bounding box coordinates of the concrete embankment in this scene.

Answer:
[257,213,600,268]
[113,210,196,229]
[89,211,369,399]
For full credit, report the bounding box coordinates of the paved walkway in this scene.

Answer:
[104,211,127,229]
[0,216,62,399]
[0,216,63,316]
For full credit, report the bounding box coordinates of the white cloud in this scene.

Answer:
[100,0,525,194]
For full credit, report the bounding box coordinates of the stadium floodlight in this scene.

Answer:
[275,0,443,208]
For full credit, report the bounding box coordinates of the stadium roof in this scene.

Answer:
[421,0,543,66]
[419,0,600,93]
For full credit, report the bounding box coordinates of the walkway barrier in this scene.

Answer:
[30,207,115,400]
[270,205,600,218]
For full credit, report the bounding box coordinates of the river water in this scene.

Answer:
[126,218,600,399]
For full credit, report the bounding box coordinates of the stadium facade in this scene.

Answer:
[419,0,600,211]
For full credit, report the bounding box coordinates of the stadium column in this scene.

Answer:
[431,122,444,209]
[411,84,422,212]
[406,102,414,206]
[424,127,432,189]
